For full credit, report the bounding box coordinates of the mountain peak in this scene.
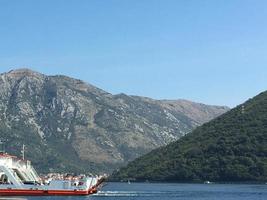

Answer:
[5,68,44,78]
[0,68,229,173]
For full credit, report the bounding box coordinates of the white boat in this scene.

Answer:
[204,180,213,184]
[0,152,104,196]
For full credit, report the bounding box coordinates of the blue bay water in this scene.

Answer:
[1,182,266,200]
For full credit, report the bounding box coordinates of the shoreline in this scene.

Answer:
[106,180,267,185]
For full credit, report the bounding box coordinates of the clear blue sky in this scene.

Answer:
[1,0,267,107]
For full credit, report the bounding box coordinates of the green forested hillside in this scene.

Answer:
[112,92,267,182]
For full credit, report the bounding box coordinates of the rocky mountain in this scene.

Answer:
[112,91,267,182]
[0,68,229,173]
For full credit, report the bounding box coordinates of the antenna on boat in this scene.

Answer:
[0,140,5,153]
[21,144,25,160]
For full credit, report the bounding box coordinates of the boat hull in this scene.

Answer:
[0,177,104,196]
[0,188,97,196]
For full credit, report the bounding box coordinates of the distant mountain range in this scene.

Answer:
[112,91,267,182]
[0,68,229,173]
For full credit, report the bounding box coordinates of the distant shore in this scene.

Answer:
[107,180,267,184]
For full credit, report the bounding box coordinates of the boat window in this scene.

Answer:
[12,168,26,182]
[0,174,8,184]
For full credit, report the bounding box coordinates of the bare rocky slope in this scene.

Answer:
[0,68,229,173]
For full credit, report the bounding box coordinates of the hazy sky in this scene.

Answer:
[1,0,267,107]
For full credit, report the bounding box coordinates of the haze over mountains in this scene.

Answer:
[0,68,229,173]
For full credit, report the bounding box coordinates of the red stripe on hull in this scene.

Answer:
[0,188,97,196]
[0,178,104,196]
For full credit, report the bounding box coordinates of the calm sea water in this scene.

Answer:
[1,182,266,200]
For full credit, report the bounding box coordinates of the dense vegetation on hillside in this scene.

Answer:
[112,92,267,182]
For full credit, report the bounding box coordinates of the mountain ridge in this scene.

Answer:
[111,91,267,182]
[0,68,229,173]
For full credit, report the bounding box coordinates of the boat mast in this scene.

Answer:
[21,144,25,160]
[0,140,5,153]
